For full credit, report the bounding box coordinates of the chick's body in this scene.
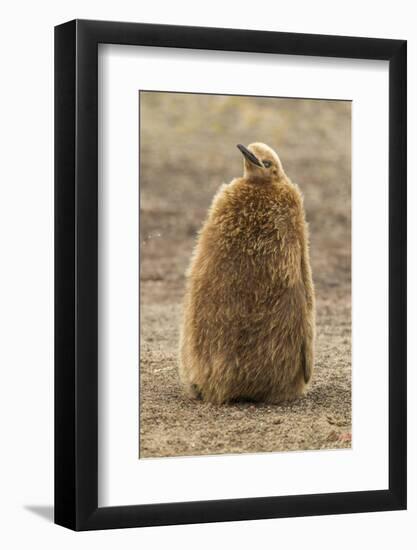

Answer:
[179,143,315,404]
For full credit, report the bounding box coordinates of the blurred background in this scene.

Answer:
[139,92,351,458]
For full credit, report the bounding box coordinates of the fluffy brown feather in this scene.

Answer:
[179,143,315,404]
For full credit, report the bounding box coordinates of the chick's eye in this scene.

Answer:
[263,160,272,168]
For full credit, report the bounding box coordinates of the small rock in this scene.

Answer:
[272,419,283,425]
[326,430,339,442]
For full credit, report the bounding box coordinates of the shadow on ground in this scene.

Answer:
[24,505,54,523]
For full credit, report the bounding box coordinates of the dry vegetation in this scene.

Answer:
[139,92,351,458]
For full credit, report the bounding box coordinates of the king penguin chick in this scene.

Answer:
[179,143,315,404]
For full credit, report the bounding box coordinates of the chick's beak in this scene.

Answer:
[237,144,263,167]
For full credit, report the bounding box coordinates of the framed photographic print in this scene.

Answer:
[55,19,407,530]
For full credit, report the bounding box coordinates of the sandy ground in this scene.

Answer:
[139,93,351,458]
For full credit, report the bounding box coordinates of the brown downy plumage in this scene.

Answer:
[179,142,315,404]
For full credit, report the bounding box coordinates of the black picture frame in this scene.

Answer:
[55,19,407,531]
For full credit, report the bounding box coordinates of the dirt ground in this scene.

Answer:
[139,92,351,458]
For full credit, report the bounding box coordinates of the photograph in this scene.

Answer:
[0,1,409,542]
[139,91,352,458]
